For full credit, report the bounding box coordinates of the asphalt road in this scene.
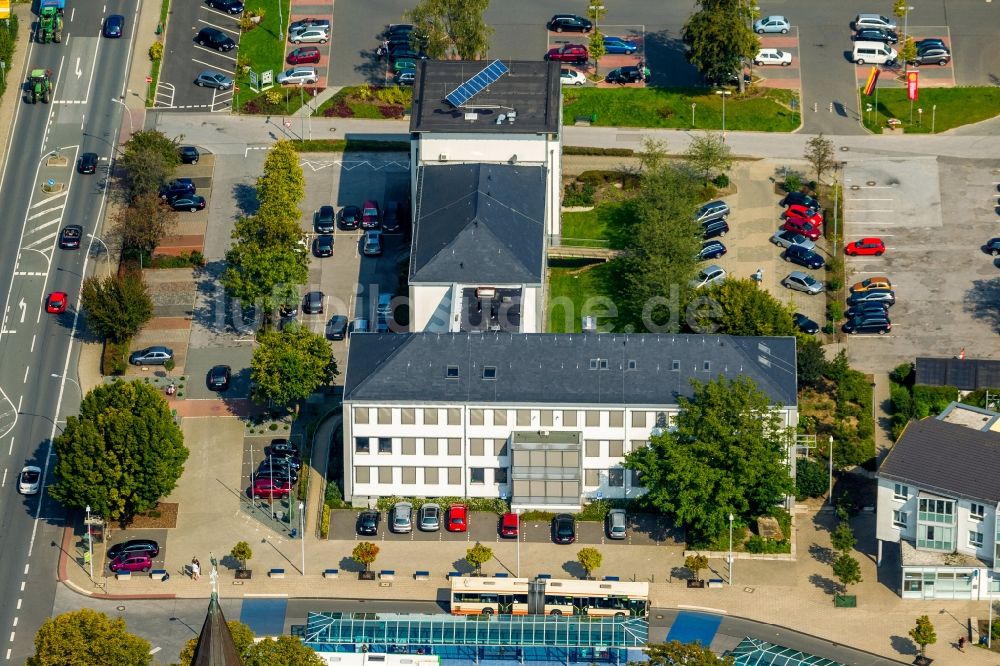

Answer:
[156,1,240,110]
[0,1,139,661]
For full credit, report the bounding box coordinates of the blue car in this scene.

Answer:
[103,14,124,38]
[603,36,638,54]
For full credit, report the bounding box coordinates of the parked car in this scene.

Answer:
[690,264,727,289]
[908,44,951,66]
[268,439,299,457]
[603,36,638,53]
[915,38,947,51]
[385,23,414,37]
[754,48,792,66]
[780,191,821,212]
[782,217,821,241]
[552,514,576,544]
[770,228,815,250]
[783,244,825,270]
[782,271,824,295]
[702,218,729,239]
[784,204,823,227]
[500,512,519,538]
[257,461,298,484]
[325,315,348,340]
[698,240,727,261]
[447,504,468,532]
[382,201,401,232]
[291,18,330,32]
[696,200,730,223]
[843,314,892,335]
[195,27,235,51]
[391,502,413,533]
[46,291,68,314]
[252,477,291,499]
[851,276,892,293]
[852,13,897,31]
[287,46,321,65]
[547,14,592,32]
[195,70,233,89]
[361,200,381,229]
[560,68,587,86]
[59,225,82,249]
[754,15,790,34]
[847,289,896,307]
[546,44,588,64]
[605,66,643,84]
[395,71,416,86]
[606,509,627,540]
[845,237,885,256]
[179,146,200,164]
[986,238,1000,256]
[169,195,206,212]
[363,230,383,256]
[853,27,898,44]
[303,291,324,315]
[348,318,369,336]
[277,66,318,85]
[793,312,819,334]
[77,152,98,174]
[419,503,441,531]
[206,0,244,13]
[103,14,124,38]
[846,301,890,319]
[314,205,335,233]
[392,58,417,73]
[109,554,152,573]
[313,235,334,257]
[129,346,173,366]
[206,364,231,391]
[339,205,361,230]
[290,26,329,44]
[18,466,40,495]
[159,178,195,200]
[357,510,380,536]
[108,539,160,560]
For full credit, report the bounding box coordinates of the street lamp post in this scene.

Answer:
[87,234,113,277]
[715,90,732,141]
[728,513,734,585]
[299,501,305,576]
[902,6,914,75]
[85,505,94,581]
[110,96,134,136]
[691,102,696,128]
[828,435,835,503]
[51,373,81,396]
[931,104,937,134]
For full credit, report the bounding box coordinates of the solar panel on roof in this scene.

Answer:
[445,59,509,107]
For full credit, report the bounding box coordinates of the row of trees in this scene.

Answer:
[114,129,184,257]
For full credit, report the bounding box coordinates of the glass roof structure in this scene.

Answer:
[303,613,649,652]
[728,637,846,666]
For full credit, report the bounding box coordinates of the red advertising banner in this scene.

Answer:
[863,66,879,96]
[906,71,919,101]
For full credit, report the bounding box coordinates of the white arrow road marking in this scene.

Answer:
[18,299,25,324]
[75,57,82,79]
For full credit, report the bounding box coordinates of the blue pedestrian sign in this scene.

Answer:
[46,178,54,186]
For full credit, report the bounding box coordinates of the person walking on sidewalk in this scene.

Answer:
[191,558,201,580]
[958,635,966,652]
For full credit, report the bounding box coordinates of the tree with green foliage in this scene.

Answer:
[250,323,337,409]
[28,609,152,666]
[119,130,181,200]
[830,521,857,554]
[684,554,708,582]
[644,640,735,666]
[577,547,603,578]
[685,132,733,183]
[222,241,308,318]
[352,542,379,572]
[586,3,608,74]
[178,620,255,665]
[405,0,493,60]
[683,0,759,91]
[898,36,917,69]
[466,542,494,575]
[794,458,828,500]
[81,272,153,343]
[909,615,936,658]
[243,635,325,666]
[796,337,827,387]
[109,192,178,254]
[804,133,835,183]
[831,552,862,594]
[692,278,795,335]
[231,541,253,570]
[49,381,188,523]
[625,376,794,544]
[255,140,306,224]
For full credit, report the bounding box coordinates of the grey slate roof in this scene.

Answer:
[879,418,1000,504]
[409,60,561,134]
[344,333,798,407]
[915,356,1000,390]
[410,163,545,284]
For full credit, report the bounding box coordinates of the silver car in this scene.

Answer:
[195,70,233,89]
[391,501,413,533]
[289,26,329,43]
[419,503,441,531]
[753,15,790,34]
[606,509,627,540]
[770,228,816,251]
[277,66,318,85]
[695,200,730,224]
[783,271,824,295]
[690,264,727,289]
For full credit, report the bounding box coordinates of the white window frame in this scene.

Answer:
[970,502,986,522]
[893,483,909,501]
[892,510,907,529]
[970,530,984,548]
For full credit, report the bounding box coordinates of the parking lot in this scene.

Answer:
[156,2,240,110]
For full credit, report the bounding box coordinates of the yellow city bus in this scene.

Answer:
[450,576,649,618]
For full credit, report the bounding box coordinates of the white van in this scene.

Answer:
[852,41,897,65]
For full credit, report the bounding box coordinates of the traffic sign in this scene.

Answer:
[145,75,152,84]
[47,178,54,187]
[284,120,292,128]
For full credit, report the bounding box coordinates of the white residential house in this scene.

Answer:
[342,333,799,510]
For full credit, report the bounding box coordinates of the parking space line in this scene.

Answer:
[197,18,241,36]
[191,56,227,70]
[192,46,238,63]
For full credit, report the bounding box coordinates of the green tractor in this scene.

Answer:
[37,6,63,44]
[28,69,52,104]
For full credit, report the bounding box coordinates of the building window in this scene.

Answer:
[424,467,439,484]
[470,409,484,426]
[629,469,643,487]
[448,468,461,485]
[971,503,986,521]
[470,439,485,456]
[494,440,509,458]
[585,411,600,427]
[917,524,955,551]
[893,484,909,501]
[627,360,637,370]
[516,410,531,426]
[378,438,392,454]
[483,366,497,380]
[609,411,624,428]
[892,510,907,528]
[401,408,415,425]
[423,409,439,425]
[540,410,553,427]
[402,467,416,484]
[703,361,711,371]
[447,408,461,425]
[354,407,369,424]
[423,438,438,455]
[495,467,508,484]
[609,440,624,458]
[563,410,577,427]
[608,468,624,487]
[446,365,459,379]
[970,531,985,548]
[585,469,600,486]
[356,467,371,484]
[631,411,648,428]
[447,439,461,456]
[377,407,391,424]
[378,467,392,484]
[402,438,416,455]
[493,409,507,426]
[671,360,680,371]
[585,440,601,458]
[355,437,370,454]
[918,498,955,523]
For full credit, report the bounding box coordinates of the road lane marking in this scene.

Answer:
[11,618,15,628]
[22,367,28,384]
[192,45,238,63]
[24,232,57,250]
[30,335,35,353]
[7,438,12,455]
[14,601,19,611]
[197,18,241,36]
[32,218,60,232]
[191,56,229,70]
[27,206,64,221]
[30,191,67,209]
[13,272,45,277]
[1,469,5,486]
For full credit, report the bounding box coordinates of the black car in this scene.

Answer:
[915,38,946,51]
[793,312,819,334]
[206,0,244,13]
[179,146,200,164]
[845,301,890,319]
[315,205,335,233]
[107,539,159,560]
[780,191,821,212]
[313,234,334,257]
[389,48,427,63]
[326,315,348,340]
[195,27,236,52]
[257,463,298,484]
[169,195,206,212]
[547,14,592,32]
[339,205,361,230]
[268,439,299,457]
[383,201,401,232]
[908,45,951,66]
[552,514,576,544]
[159,178,196,200]
[357,510,380,536]
[853,27,898,44]
[985,238,1000,256]
[103,14,124,38]
[206,364,231,391]
[59,225,83,249]
[77,152,98,174]
[843,314,891,335]
[702,218,729,239]
[606,66,643,84]
[385,24,414,37]
[783,244,825,269]
[303,291,324,315]
[265,450,301,470]
[698,240,727,261]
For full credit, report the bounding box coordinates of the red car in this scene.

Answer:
[500,512,518,538]
[545,44,588,64]
[782,217,821,241]
[252,477,291,499]
[447,504,468,532]
[109,554,152,573]
[46,291,68,314]
[361,199,381,229]
[845,237,885,256]
[784,204,823,227]
[287,46,321,65]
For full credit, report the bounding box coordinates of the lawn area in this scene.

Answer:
[562,87,800,131]
[860,86,1000,133]
[547,260,620,333]
[561,201,631,248]
[234,0,292,105]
